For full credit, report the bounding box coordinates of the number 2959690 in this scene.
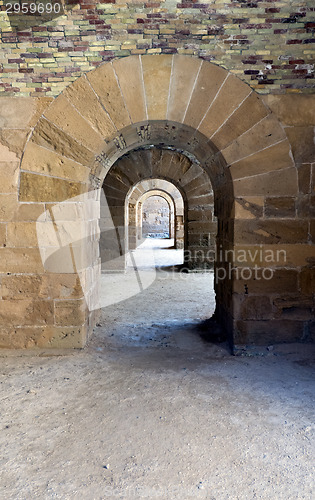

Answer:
[6,2,61,14]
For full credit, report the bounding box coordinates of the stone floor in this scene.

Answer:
[0,240,314,499]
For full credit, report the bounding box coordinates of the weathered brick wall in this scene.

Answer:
[0,0,314,97]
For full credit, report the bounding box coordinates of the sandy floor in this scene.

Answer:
[0,241,314,499]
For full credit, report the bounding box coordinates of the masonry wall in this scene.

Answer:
[142,195,170,237]
[2,90,313,348]
[0,97,93,347]
[0,0,314,96]
[0,1,314,349]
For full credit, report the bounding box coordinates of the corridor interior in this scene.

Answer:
[99,233,216,351]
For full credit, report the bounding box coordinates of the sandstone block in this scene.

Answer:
[0,224,6,247]
[141,55,172,120]
[183,175,208,194]
[222,115,287,165]
[44,325,88,348]
[234,168,298,197]
[0,194,18,222]
[285,126,315,164]
[13,203,45,222]
[0,162,19,193]
[1,274,43,299]
[263,95,315,127]
[0,325,87,349]
[211,92,269,150]
[0,97,52,129]
[188,209,214,222]
[64,75,117,139]
[113,56,147,123]
[44,95,105,153]
[184,62,227,129]
[22,142,90,183]
[234,220,308,245]
[235,319,304,345]
[265,197,296,218]
[298,164,311,194]
[19,172,87,202]
[54,299,87,327]
[167,55,202,123]
[229,140,294,179]
[273,295,314,320]
[232,269,298,294]
[300,267,315,296]
[233,197,264,219]
[198,73,251,138]
[0,327,35,349]
[86,62,131,130]
[297,195,313,218]
[7,222,38,247]
[0,299,53,326]
[31,118,95,166]
[0,143,18,163]
[268,244,315,267]
[0,129,29,159]
[0,248,44,273]
[180,163,203,187]
[188,221,216,233]
[234,295,273,320]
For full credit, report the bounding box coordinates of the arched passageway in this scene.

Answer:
[127,179,183,249]
[102,149,215,271]
[141,195,171,239]
[11,54,310,352]
[129,180,182,247]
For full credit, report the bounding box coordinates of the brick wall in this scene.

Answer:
[0,0,314,97]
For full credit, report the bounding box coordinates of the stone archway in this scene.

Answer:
[141,194,171,239]
[14,54,308,352]
[103,148,215,270]
[127,179,184,249]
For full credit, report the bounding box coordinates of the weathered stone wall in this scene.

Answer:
[0,97,95,348]
[0,0,314,96]
[0,54,314,351]
[142,195,170,237]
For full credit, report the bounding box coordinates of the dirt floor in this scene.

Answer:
[0,241,314,500]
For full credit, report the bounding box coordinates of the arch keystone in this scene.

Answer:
[141,55,172,120]
[112,56,147,124]
[167,55,202,123]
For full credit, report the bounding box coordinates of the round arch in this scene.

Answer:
[127,178,185,249]
[103,150,216,271]
[140,193,172,240]
[18,55,299,351]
